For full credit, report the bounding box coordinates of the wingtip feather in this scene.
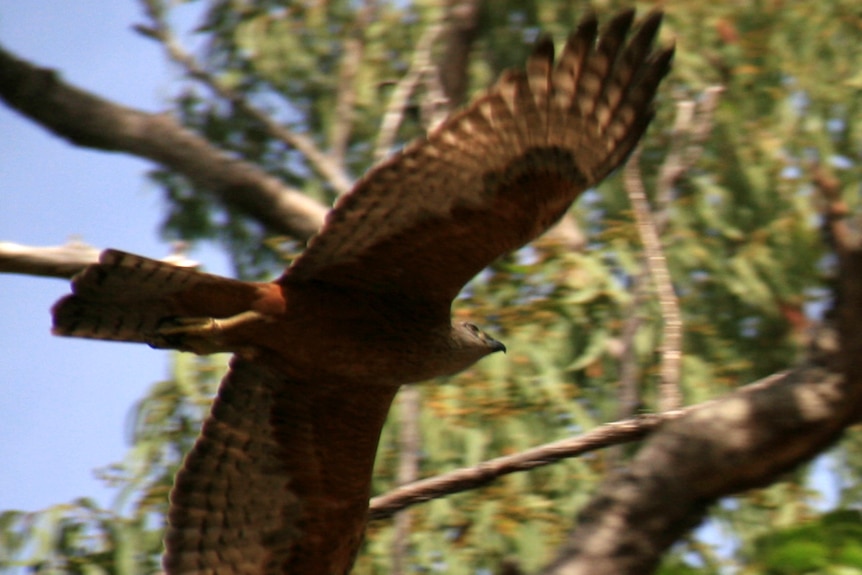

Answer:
[605,8,637,38]
[530,34,556,64]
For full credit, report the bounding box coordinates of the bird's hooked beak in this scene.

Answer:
[488,336,507,354]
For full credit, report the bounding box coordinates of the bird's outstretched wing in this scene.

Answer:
[284,10,673,308]
[163,357,398,575]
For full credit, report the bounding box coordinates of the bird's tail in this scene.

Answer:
[52,249,263,348]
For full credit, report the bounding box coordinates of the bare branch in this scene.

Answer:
[368,360,819,522]
[621,87,723,413]
[0,45,328,241]
[374,23,445,161]
[0,241,198,278]
[329,1,377,167]
[439,0,483,108]
[0,241,101,279]
[624,152,683,412]
[368,414,664,520]
[138,0,355,195]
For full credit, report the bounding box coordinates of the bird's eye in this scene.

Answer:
[465,322,480,334]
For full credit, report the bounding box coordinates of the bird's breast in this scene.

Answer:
[231,282,454,386]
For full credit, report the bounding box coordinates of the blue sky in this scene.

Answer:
[0,1,229,512]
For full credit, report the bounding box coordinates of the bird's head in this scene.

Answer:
[454,321,506,357]
[414,321,506,382]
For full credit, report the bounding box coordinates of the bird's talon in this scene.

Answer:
[146,311,267,354]
[156,316,218,336]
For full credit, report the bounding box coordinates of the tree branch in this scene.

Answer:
[621,87,723,413]
[542,364,854,575]
[0,241,101,279]
[374,22,445,161]
[138,0,355,196]
[368,414,664,520]
[366,358,841,524]
[624,151,683,412]
[439,0,482,109]
[329,0,377,167]
[0,241,198,278]
[0,44,328,242]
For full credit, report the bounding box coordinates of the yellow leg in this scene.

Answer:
[147,310,269,355]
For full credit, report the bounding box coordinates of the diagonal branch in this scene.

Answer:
[137,0,355,195]
[367,361,822,522]
[374,23,445,161]
[369,413,665,520]
[0,44,328,242]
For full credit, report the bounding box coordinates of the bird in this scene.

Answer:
[51,10,672,575]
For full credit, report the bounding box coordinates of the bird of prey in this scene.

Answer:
[51,10,672,575]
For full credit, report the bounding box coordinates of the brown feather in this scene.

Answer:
[284,10,672,307]
[164,358,397,575]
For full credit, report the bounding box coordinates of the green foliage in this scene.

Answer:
[742,510,862,574]
[0,500,163,575]
[8,0,862,573]
[0,355,226,573]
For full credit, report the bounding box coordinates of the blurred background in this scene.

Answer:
[2,1,862,574]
